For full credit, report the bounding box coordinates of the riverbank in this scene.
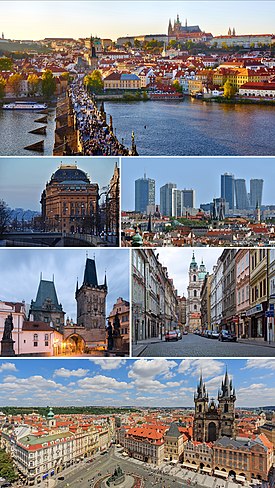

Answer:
[201,95,275,106]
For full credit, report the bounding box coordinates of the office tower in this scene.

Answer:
[234,179,249,210]
[221,173,234,210]
[135,173,155,213]
[250,179,263,208]
[182,189,195,208]
[160,183,177,216]
[172,188,182,217]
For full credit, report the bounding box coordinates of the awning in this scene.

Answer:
[182,462,198,471]
[236,475,246,482]
[214,470,228,478]
[202,467,212,473]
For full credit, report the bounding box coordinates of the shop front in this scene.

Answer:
[246,302,268,341]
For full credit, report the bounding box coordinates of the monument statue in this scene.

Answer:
[2,314,13,340]
[1,314,15,356]
[107,321,114,350]
[113,312,121,337]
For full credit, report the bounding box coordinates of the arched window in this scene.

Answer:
[194,290,197,297]
[194,305,197,310]
[193,275,196,282]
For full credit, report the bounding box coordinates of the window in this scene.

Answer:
[33,334,38,347]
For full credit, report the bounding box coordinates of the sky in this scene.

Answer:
[0,157,119,211]
[1,1,275,40]
[0,248,129,320]
[156,248,221,297]
[0,358,274,408]
[121,157,274,210]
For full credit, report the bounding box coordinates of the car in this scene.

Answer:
[57,476,65,481]
[165,331,178,342]
[183,330,188,335]
[211,330,219,339]
[175,329,182,340]
[218,330,237,342]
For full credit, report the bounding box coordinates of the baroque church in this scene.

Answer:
[193,371,236,443]
[186,252,207,332]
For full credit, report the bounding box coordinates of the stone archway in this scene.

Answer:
[65,334,86,355]
[208,422,217,442]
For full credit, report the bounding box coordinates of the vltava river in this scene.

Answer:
[0,108,56,156]
[104,98,275,156]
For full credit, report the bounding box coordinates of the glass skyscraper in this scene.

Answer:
[135,174,155,213]
[221,173,234,210]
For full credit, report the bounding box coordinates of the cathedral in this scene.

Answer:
[193,371,236,443]
[168,14,202,40]
[186,252,207,332]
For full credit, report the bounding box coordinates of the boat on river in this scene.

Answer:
[2,101,48,110]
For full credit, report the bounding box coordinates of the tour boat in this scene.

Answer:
[2,101,48,110]
[149,92,184,100]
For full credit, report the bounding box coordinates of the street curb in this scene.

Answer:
[238,340,275,349]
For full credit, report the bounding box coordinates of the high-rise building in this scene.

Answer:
[182,189,195,208]
[234,178,249,210]
[135,174,155,213]
[171,188,182,217]
[221,173,234,210]
[160,183,177,216]
[250,179,263,208]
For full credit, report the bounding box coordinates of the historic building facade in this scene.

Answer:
[186,253,207,332]
[63,257,108,352]
[193,371,236,443]
[41,163,99,234]
[28,275,65,331]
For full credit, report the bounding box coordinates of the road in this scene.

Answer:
[138,333,275,357]
[54,447,184,488]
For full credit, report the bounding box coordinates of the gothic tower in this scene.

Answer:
[76,257,107,330]
[218,370,236,438]
[28,274,65,331]
[193,374,209,442]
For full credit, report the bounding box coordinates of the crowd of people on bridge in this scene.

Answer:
[69,84,130,156]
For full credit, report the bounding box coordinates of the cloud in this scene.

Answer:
[77,375,130,393]
[178,359,225,379]
[89,359,126,370]
[0,362,17,373]
[53,368,89,378]
[129,359,177,380]
[244,359,275,371]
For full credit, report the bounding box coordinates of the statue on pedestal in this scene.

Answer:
[107,321,114,350]
[1,314,15,356]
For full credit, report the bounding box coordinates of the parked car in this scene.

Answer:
[165,331,178,342]
[175,329,182,340]
[218,330,237,342]
[211,330,219,339]
[183,330,188,335]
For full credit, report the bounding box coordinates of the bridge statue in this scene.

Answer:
[1,314,15,356]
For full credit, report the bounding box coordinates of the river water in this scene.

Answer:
[0,108,56,156]
[0,99,274,156]
[104,98,275,156]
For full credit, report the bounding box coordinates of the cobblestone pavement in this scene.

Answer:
[138,333,275,357]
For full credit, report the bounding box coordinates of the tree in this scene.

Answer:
[84,70,103,94]
[134,39,141,49]
[0,449,17,482]
[41,69,56,98]
[0,200,11,237]
[0,57,13,70]
[173,80,182,93]
[0,76,6,99]
[8,73,23,97]
[223,79,236,99]
[27,73,40,96]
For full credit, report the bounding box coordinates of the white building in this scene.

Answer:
[210,258,223,330]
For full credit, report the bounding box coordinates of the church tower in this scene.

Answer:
[187,253,207,332]
[218,370,236,438]
[76,257,107,330]
[46,407,56,429]
[89,36,98,71]
[193,374,208,442]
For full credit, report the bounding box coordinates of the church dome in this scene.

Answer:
[50,164,90,184]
